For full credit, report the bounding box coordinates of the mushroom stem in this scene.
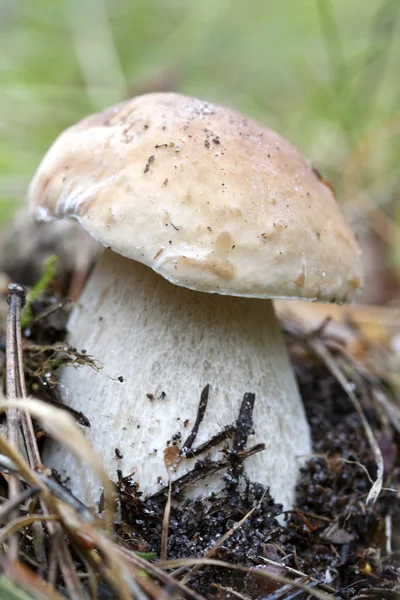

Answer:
[47,249,311,509]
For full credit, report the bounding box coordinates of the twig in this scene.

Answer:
[210,584,250,600]
[160,479,172,562]
[233,393,255,452]
[266,578,319,600]
[259,557,337,594]
[151,443,265,501]
[385,514,392,557]
[230,392,256,481]
[37,476,95,523]
[5,283,26,560]
[181,424,235,458]
[181,384,210,456]
[30,299,69,327]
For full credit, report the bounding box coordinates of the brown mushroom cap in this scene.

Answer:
[29,92,362,302]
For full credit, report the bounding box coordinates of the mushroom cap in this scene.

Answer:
[28,92,362,302]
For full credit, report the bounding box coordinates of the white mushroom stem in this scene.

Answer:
[47,249,311,509]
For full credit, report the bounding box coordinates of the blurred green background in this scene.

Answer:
[0,0,399,303]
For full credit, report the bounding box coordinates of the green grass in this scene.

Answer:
[0,0,399,237]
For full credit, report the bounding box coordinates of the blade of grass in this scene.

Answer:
[355,0,400,128]
[62,0,127,110]
[316,0,358,145]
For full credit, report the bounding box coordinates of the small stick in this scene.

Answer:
[29,299,69,326]
[210,584,250,600]
[6,284,40,466]
[181,384,210,456]
[230,392,256,481]
[233,393,255,452]
[160,479,172,562]
[259,557,337,594]
[182,424,235,458]
[6,283,26,560]
[150,443,265,501]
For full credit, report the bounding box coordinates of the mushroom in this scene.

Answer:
[28,92,363,509]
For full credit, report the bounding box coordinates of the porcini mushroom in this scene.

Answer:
[28,93,363,509]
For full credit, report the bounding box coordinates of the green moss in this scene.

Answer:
[21,255,57,329]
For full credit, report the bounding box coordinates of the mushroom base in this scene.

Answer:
[46,250,311,510]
